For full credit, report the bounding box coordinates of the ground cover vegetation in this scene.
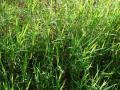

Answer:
[0,0,120,90]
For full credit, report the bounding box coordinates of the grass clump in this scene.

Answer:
[0,0,120,90]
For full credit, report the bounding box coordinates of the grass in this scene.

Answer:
[0,0,120,90]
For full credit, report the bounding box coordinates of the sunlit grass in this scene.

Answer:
[0,0,120,90]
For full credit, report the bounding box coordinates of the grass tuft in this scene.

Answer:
[0,0,120,90]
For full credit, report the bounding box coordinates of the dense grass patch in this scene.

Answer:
[0,0,120,90]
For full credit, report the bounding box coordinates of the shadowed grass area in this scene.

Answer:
[0,0,120,90]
